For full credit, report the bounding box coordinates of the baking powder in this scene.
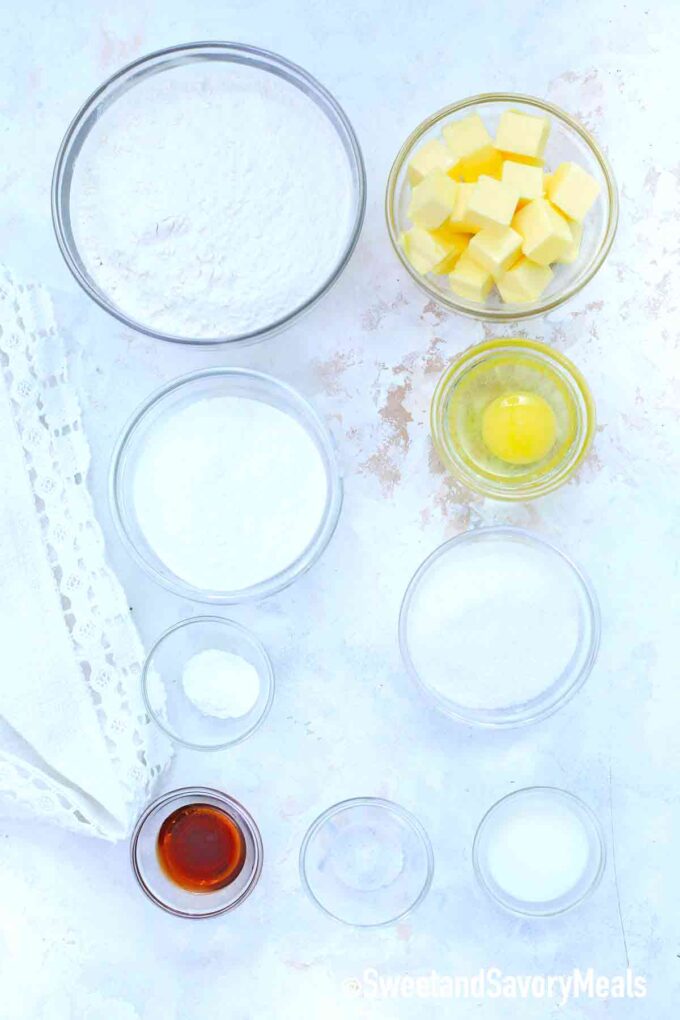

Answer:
[182,649,261,719]
[70,61,354,339]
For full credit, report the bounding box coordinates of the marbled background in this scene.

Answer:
[0,1,678,1016]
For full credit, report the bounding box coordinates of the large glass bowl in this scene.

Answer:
[52,42,366,346]
[386,93,618,321]
[110,368,343,603]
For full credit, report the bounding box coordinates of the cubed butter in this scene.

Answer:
[443,114,503,182]
[468,226,523,280]
[501,160,544,205]
[408,138,456,186]
[555,219,583,264]
[429,222,470,272]
[497,257,554,304]
[495,109,550,160]
[547,161,600,221]
[401,224,468,275]
[407,170,458,229]
[449,183,480,233]
[498,152,544,168]
[449,249,494,302]
[513,198,572,265]
[400,227,447,274]
[467,175,519,231]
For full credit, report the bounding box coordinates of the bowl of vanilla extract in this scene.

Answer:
[131,786,263,918]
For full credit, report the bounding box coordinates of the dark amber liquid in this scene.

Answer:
[157,803,246,893]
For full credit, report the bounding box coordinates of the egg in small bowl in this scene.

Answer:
[430,338,594,500]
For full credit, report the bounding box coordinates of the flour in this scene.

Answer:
[70,61,354,340]
[132,395,328,592]
[182,648,260,719]
[405,538,581,710]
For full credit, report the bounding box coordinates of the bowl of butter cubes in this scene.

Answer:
[386,93,618,320]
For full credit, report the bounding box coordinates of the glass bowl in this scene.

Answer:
[130,787,263,918]
[431,338,595,501]
[385,92,618,321]
[398,527,600,728]
[473,787,606,916]
[299,797,434,927]
[142,617,274,750]
[110,368,343,603]
[52,42,366,346]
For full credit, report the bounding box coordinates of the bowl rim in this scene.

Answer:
[51,40,367,347]
[130,785,264,918]
[398,525,601,728]
[385,91,619,321]
[471,785,607,916]
[298,795,435,927]
[430,337,597,501]
[141,616,275,751]
[109,367,344,603]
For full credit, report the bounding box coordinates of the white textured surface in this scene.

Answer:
[0,1,678,1017]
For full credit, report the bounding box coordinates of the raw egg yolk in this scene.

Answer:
[481,392,557,465]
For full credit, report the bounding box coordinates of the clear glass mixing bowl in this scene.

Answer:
[386,93,618,321]
[110,368,343,603]
[52,42,366,346]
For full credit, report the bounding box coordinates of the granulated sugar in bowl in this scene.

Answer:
[111,369,343,602]
[53,43,366,345]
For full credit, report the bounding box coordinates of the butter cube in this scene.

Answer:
[495,109,550,160]
[457,146,504,183]
[468,226,523,280]
[449,183,480,233]
[401,227,448,274]
[407,170,458,229]
[401,224,468,275]
[497,257,554,304]
[408,138,456,186]
[547,161,600,221]
[555,220,583,264]
[443,113,492,161]
[513,198,572,266]
[501,160,544,205]
[443,114,503,182]
[498,152,544,168]
[429,222,469,272]
[467,175,519,231]
[449,249,494,302]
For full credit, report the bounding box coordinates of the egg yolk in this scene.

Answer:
[481,392,557,465]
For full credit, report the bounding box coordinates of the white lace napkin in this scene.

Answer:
[0,268,171,840]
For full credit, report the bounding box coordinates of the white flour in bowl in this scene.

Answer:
[69,60,355,339]
[132,395,329,592]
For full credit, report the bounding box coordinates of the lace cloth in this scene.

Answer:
[0,268,171,839]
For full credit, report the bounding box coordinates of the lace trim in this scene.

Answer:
[0,268,170,838]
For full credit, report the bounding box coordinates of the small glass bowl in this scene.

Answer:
[386,92,618,321]
[473,787,606,916]
[398,527,600,728]
[142,617,274,751]
[431,338,595,500]
[52,42,366,347]
[299,797,434,927]
[110,368,343,603]
[130,787,263,918]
